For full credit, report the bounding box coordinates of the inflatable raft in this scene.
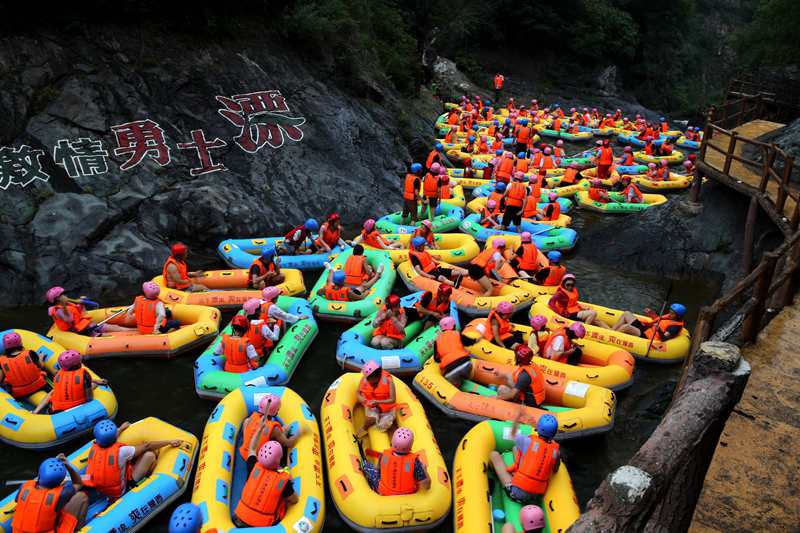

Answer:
[322,373,451,532]
[48,304,220,359]
[194,297,318,398]
[218,237,348,271]
[676,135,701,150]
[530,295,691,363]
[617,134,665,148]
[151,268,306,308]
[575,190,668,213]
[465,197,573,227]
[537,128,593,142]
[472,183,576,204]
[634,150,685,166]
[0,417,197,532]
[452,420,580,533]
[413,358,616,439]
[459,214,578,250]
[0,329,117,449]
[335,292,459,376]
[375,202,464,235]
[397,259,541,316]
[461,319,635,391]
[629,173,693,192]
[361,233,480,265]
[616,164,649,175]
[192,386,325,533]
[307,248,396,323]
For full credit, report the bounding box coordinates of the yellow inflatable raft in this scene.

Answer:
[530,295,691,363]
[574,190,668,213]
[629,173,693,192]
[453,420,580,533]
[151,268,306,308]
[462,319,635,391]
[361,233,480,265]
[321,372,451,532]
[634,150,685,166]
[192,386,325,533]
[465,197,573,227]
[48,304,220,359]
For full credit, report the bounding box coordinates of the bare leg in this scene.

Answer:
[356,412,376,438]
[618,324,643,336]
[102,324,136,332]
[612,311,637,331]
[265,273,285,285]
[62,492,89,527]
[132,450,157,481]
[370,336,385,348]
[489,450,514,487]
[187,283,209,292]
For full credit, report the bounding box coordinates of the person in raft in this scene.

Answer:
[0,331,48,399]
[587,179,611,203]
[541,322,586,365]
[11,456,89,533]
[434,316,472,387]
[259,286,309,328]
[234,427,298,528]
[494,345,546,407]
[371,294,408,349]
[33,350,107,414]
[355,361,397,438]
[408,284,452,329]
[215,315,261,373]
[168,503,203,533]
[355,218,403,250]
[238,393,308,462]
[482,301,524,349]
[526,315,550,356]
[412,219,436,248]
[507,231,543,279]
[471,238,513,283]
[248,245,284,289]
[402,163,424,224]
[547,274,607,327]
[612,303,686,341]
[533,250,567,286]
[47,286,133,335]
[361,427,431,496]
[163,242,207,292]
[127,281,181,335]
[313,212,348,253]
[408,236,470,287]
[241,298,282,359]
[318,270,372,302]
[503,505,547,533]
[83,420,183,502]
[342,245,384,288]
[620,175,643,204]
[489,414,560,503]
[280,218,319,255]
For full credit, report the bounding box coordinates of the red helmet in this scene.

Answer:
[231,315,249,330]
[171,242,188,257]
[328,213,340,221]
[515,345,534,365]
[438,284,453,297]
[386,294,401,308]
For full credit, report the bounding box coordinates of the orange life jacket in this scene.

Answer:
[222,334,252,373]
[444,130,455,143]
[246,319,270,353]
[248,257,276,285]
[588,188,608,203]
[477,140,489,154]
[447,112,459,125]
[238,413,281,460]
[517,242,541,271]
[623,183,643,202]
[412,227,435,246]
[0,351,46,398]
[51,368,88,412]
[516,126,532,144]
[482,310,512,341]
[561,168,578,184]
[235,465,290,527]
[12,481,64,533]
[644,142,654,155]
[538,156,555,170]
[494,75,504,89]
[325,284,350,301]
[487,191,504,211]
[552,119,562,131]
[479,207,495,226]
[543,202,561,221]
[554,147,565,158]
[496,156,514,180]
[377,451,419,495]
[661,143,673,155]
[435,329,469,370]
[660,122,669,132]
[361,229,387,249]
[316,222,341,248]
[598,147,613,165]
[426,150,440,169]
[551,286,580,316]
[49,303,92,333]
[509,436,559,495]
[512,365,546,405]
[438,177,452,199]
[542,327,572,363]
[344,255,368,286]
[373,307,406,340]
[359,370,395,412]
[422,172,439,198]
[644,315,684,341]
[620,153,635,166]
[409,249,437,273]
[542,265,566,286]
[505,182,527,208]
[471,248,502,276]
[403,174,418,201]
[515,158,530,173]
[163,256,190,289]
[133,296,165,335]
[85,442,131,500]
[416,291,450,315]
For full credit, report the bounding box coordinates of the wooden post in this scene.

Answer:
[792,200,800,231]
[737,97,745,127]
[759,147,775,193]
[689,167,703,203]
[777,155,794,214]
[781,240,800,308]
[699,112,713,161]
[742,252,778,342]
[723,131,738,175]
[742,195,760,273]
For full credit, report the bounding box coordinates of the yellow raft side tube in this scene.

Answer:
[321,373,451,532]
[361,233,480,265]
[530,295,691,363]
[192,386,325,533]
[452,421,579,533]
[465,197,572,227]
[48,304,220,359]
[628,173,692,192]
[633,150,685,166]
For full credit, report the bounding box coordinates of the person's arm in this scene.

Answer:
[54,306,74,326]
[269,306,308,323]
[152,302,167,335]
[246,344,260,365]
[246,416,268,459]
[133,439,183,458]
[56,453,83,488]
[357,380,371,407]
[90,368,108,388]
[544,336,565,360]
[166,263,190,286]
[491,318,504,346]
[375,379,396,405]
[261,323,281,341]
[272,424,309,449]
[415,458,431,490]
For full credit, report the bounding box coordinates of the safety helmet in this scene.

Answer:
[2,332,22,351]
[363,219,376,232]
[386,294,401,308]
[57,349,82,370]
[670,303,687,316]
[438,284,453,297]
[231,314,249,330]
[536,414,558,439]
[487,200,497,209]
[261,245,275,260]
[171,242,188,257]
[439,316,456,331]
[243,298,261,316]
[492,238,507,249]
[257,441,283,469]
[37,458,67,489]
[530,315,548,330]
[362,360,381,376]
[520,505,546,530]
[497,301,513,314]
[549,192,557,201]
[431,162,441,174]
[142,281,160,299]
[569,322,586,338]
[391,427,414,453]
[93,419,118,447]
[435,143,443,151]
[259,393,281,416]
[262,286,281,301]
[332,271,346,286]
[304,219,319,232]
[46,286,65,303]
[168,503,202,533]
[421,220,433,229]
[520,231,532,243]
[495,182,507,192]
[411,163,423,173]
[411,236,427,249]
[515,345,534,365]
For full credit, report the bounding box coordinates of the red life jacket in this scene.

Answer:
[324,284,351,301]
[0,351,46,398]
[623,183,643,202]
[163,256,191,290]
[471,248,501,276]
[516,126,532,144]
[238,413,281,461]
[517,243,541,271]
[506,182,528,208]
[11,481,64,533]
[598,147,613,165]
[542,328,572,363]
[561,168,578,185]
[512,365,546,405]
[644,315,684,340]
[358,370,395,412]
[409,249,437,273]
[620,153,635,166]
[51,368,88,412]
[509,436,559,495]
[482,310,512,341]
[588,188,608,203]
[344,255,368,286]
[283,225,309,245]
[426,150,440,169]
[361,229,387,249]
[550,286,580,316]
[538,156,555,170]
[49,303,92,333]
[542,264,566,286]
[416,291,449,315]
[403,174,418,201]
[435,329,469,370]
[222,334,252,373]
[134,296,165,335]
[423,173,439,198]
[316,222,341,248]
[246,320,268,353]
[373,307,405,340]
[235,465,291,527]
[85,442,131,500]
[496,156,514,180]
[377,451,419,495]
[515,158,530,173]
[248,257,276,286]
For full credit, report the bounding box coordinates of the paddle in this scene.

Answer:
[96,305,133,327]
[644,280,673,359]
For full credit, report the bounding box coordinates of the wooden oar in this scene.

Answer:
[96,305,133,327]
[644,281,673,358]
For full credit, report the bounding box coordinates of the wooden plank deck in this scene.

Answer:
[689,302,800,533]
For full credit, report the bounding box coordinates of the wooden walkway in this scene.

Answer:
[689,302,800,533]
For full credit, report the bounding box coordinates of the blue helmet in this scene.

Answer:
[536,414,558,440]
[493,120,500,126]
[435,143,443,151]
[660,116,666,121]
[670,303,686,316]
[411,236,427,249]
[410,162,423,174]
[261,245,275,260]
[38,458,66,489]
[520,119,528,126]
[504,118,511,125]
[305,219,319,231]
[169,503,202,533]
[484,100,491,105]
[93,419,118,447]
[495,149,503,156]
[332,271,346,286]
[547,251,562,262]
[468,135,476,142]
[495,182,507,192]
[517,152,527,159]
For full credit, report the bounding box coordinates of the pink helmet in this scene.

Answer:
[606,113,612,117]
[363,219,376,232]
[623,146,632,152]
[142,281,160,299]
[570,107,576,112]
[439,316,456,331]
[497,301,513,314]
[648,163,656,169]
[513,171,524,180]
[549,192,557,201]
[421,219,433,229]
[257,441,283,469]
[683,160,692,168]
[520,231,532,243]
[430,162,441,173]
[391,427,414,453]
[46,286,65,303]
[261,286,281,301]
[591,179,602,187]
[2,332,22,350]
[492,238,506,249]
[439,166,447,175]
[569,322,586,338]
[58,349,82,370]
[544,147,552,155]
[556,140,563,146]
[520,505,546,530]
[661,160,668,166]
[480,135,487,142]
[258,393,281,416]
[362,360,381,377]
[569,162,578,169]
[487,200,497,209]
[243,298,261,316]
[530,315,548,331]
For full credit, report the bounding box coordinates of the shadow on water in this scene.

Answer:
[0,220,721,531]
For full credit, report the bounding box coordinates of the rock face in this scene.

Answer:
[431,56,488,102]
[595,65,619,97]
[0,29,438,307]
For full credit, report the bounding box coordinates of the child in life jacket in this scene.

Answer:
[587,179,611,204]
[356,361,397,438]
[341,245,383,290]
[317,270,370,302]
[612,303,686,341]
[433,316,472,387]
[215,315,261,373]
[489,414,560,503]
[313,213,348,253]
[480,301,524,349]
[248,245,285,289]
[163,242,208,292]
[47,286,132,335]
[508,232,543,278]
[620,175,644,204]
[32,350,107,414]
[480,199,503,228]
[127,281,181,335]
[241,298,281,359]
[533,251,567,287]
[541,322,586,365]
[494,345,546,407]
[547,274,606,327]
[360,428,431,496]
[371,294,407,349]
[0,331,47,399]
[536,192,561,221]
[356,219,403,250]
[238,393,308,461]
[82,420,183,502]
